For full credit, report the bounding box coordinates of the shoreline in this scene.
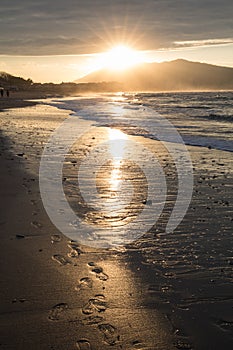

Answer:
[1,88,233,112]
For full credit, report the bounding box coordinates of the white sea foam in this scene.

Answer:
[47,91,233,152]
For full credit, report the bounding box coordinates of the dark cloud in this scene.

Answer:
[0,0,232,55]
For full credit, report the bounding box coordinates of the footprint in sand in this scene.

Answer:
[88,262,108,281]
[98,323,120,345]
[68,249,80,258]
[174,339,193,349]
[82,315,105,325]
[48,303,68,321]
[68,243,83,255]
[15,234,25,239]
[82,295,106,315]
[51,234,61,243]
[75,277,93,291]
[52,254,71,265]
[76,339,92,350]
[215,318,233,332]
[31,220,42,229]
[68,243,83,258]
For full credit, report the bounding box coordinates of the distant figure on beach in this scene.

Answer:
[6,90,9,97]
[0,89,3,97]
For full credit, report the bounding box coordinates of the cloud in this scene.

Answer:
[0,37,88,55]
[0,0,232,55]
[173,38,233,49]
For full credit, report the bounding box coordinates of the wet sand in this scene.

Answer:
[0,102,232,350]
[0,98,37,111]
[0,90,63,111]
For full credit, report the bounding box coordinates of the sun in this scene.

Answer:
[101,45,145,71]
[83,45,147,75]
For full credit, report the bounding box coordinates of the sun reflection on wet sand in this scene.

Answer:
[66,126,147,237]
[107,128,128,192]
[108,161,122,192]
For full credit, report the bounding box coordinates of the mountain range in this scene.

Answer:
[76,59,233,91]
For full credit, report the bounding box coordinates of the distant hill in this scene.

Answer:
[76,59,233,91]
[0,72,122,95]
[0,72,33,89]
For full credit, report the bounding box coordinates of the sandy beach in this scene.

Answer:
[0,96,233,350]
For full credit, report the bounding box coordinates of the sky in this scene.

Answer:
[0,0,232,82]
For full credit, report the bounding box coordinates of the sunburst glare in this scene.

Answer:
[104,45,145,70]
[88,45,146,72]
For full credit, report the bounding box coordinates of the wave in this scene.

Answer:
[46,92,233,152]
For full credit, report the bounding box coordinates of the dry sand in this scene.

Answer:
[0,100,232,350]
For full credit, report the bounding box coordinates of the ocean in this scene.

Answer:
[48,91,233,152]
